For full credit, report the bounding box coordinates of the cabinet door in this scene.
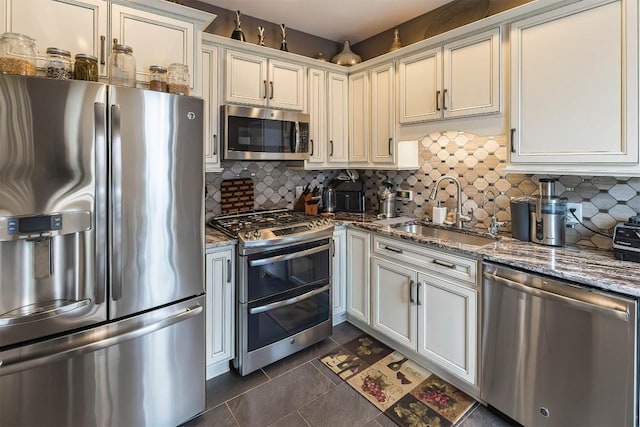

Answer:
[371,257,417,349]
[225,49,268,106]
[201,43,220,172]
[4,0,109,77]
[327,72,349,164]
[417,272,477,385]
[510,0,638,164]
[398,47,442,123]
[205,247,235,373]
[332,228,347,321]
[443,28,500,118]
[111,3,196,88]
[306,68,326,165]
[346,229,370,324]
[268,59,305,111]
[370,63,395,164]
[348,70,369,164]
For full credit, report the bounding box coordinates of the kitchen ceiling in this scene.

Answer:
[197,0,454,43]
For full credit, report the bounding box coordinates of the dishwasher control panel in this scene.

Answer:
[613,223,640,262]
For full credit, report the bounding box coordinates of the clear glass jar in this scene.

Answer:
[167,63,189,95]
[0,32,38,76]
[46,47,72,79]
[73,54,98,81]
[149,65,167,92]
[109,44,136,87]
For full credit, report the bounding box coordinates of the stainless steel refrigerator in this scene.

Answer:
[0,75,205,427]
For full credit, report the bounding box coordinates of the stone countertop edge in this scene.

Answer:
[205,226,237,250]
[336,213,640,299]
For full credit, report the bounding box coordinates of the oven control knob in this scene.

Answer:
[243,232,252,239]
[253,231,261,238]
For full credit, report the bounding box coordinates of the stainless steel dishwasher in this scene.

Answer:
[482,262,637,427]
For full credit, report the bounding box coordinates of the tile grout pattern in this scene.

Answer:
[182,322,517,427]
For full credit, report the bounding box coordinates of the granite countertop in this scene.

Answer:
[334,211,640,298]
[205,226,236,249]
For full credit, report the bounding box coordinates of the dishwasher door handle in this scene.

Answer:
[484,271,630,321]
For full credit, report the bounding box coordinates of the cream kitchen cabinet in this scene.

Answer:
[370,233,479,387]
[205,245,235,379]
[398,27,500,123]
[2,0,109,77]
[327,72,350,164]
[332,228,347,324]
[225,49,305,111]
[349,70,370,164]
[508,0,639,173]
[201,39,222,172]
[307,68,327,165]
[346,228,371,324]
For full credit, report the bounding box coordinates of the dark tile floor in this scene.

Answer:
[182,322,518,427]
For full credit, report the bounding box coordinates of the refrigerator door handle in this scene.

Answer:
[110,103,123,301]
[0,304,203,376]
[94,102,107,305]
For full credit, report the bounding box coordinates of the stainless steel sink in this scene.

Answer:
[394,223,497,246]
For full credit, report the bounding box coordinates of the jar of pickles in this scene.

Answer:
[149,65,167,92]
[167,63,189,95]
[46,47,72,79]
[109,44,136,87]
[73,54,98,81]
[0,32,38,76]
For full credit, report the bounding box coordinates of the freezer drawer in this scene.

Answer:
[0,296,205,427]
[482,262,637,427]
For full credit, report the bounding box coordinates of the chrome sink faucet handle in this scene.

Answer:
[429,175,468,229]
[483,190,505,235]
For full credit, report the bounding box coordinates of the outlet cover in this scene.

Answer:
[295,186,304,198]
[396,189,413,201]
[566,202,582,226]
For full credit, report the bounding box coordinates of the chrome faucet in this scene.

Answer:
[483,189,505,235]
[429,175,471,228]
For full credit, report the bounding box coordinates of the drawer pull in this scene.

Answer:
[384,245,403,254]
[433,259,456,269]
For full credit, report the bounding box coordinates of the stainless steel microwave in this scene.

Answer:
[221,105,310,161]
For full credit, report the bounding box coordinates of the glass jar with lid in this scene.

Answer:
[149,65,167,92]
[109,44,136,87]
[73,54,98,81]
[167,63,189,95]
[0,32,38,76]
[46,47,72,79]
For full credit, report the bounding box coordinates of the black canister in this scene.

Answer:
[510,197,535,241]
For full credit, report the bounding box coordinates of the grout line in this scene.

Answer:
[296,410,313,427]
[309,358,340,386]
[225,402,241,427]
[261,367,272,381]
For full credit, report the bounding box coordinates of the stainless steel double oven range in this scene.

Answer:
[210,209,333,375]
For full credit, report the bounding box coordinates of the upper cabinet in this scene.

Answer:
[1,0,215,90]
[349,70,370,164]
[2,0,109,76]
[508,0,639,173]
[225,49,305,111]
[326,72,350,164]
[399,28,501,123]
[201,39,221,172]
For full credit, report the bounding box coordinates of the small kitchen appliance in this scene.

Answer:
[334,180,365,213]
[379,181,395,218]
[322,187,336,213]
[613,215,640,262]
[530,179,567,246]
[510,196,536,241]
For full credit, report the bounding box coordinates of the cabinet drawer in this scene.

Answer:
[373,235,477,285]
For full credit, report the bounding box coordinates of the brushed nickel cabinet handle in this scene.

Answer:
[263,80,267,99]
[409,279,415,303]
[417,281,422,305]
[100,35,106,65]
[388,138,393,156]
[436,90,441,111]
[330,140,334,156]
[227,259,231,283]
[433,259,456,269]
[384,245,403,254]
[443,89,448,110]
[213,134,217,156]
[270,81,274,99]
[310,139,314,156]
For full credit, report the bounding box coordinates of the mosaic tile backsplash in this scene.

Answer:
[206,131,640,250]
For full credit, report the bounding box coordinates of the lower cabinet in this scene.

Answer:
[346,229,371,324]
[332,228,347,323]
[205,245,235,379]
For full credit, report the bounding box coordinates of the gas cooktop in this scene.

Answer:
[208,209,333,251]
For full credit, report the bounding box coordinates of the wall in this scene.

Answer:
[178,0,342,59]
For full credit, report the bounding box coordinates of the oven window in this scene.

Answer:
[246,286,330,352]
[246,240,331,302]
[228,116,296,153]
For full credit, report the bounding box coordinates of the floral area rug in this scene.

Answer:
[320,335,477,426]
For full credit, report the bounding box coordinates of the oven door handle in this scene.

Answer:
[249,284,330,315]
[249,243,330,267]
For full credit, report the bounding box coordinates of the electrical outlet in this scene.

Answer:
[395,189,413,201]
[566,202,582,227]
[295,186,304,198]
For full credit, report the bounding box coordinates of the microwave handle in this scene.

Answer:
[294,120,300,153]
